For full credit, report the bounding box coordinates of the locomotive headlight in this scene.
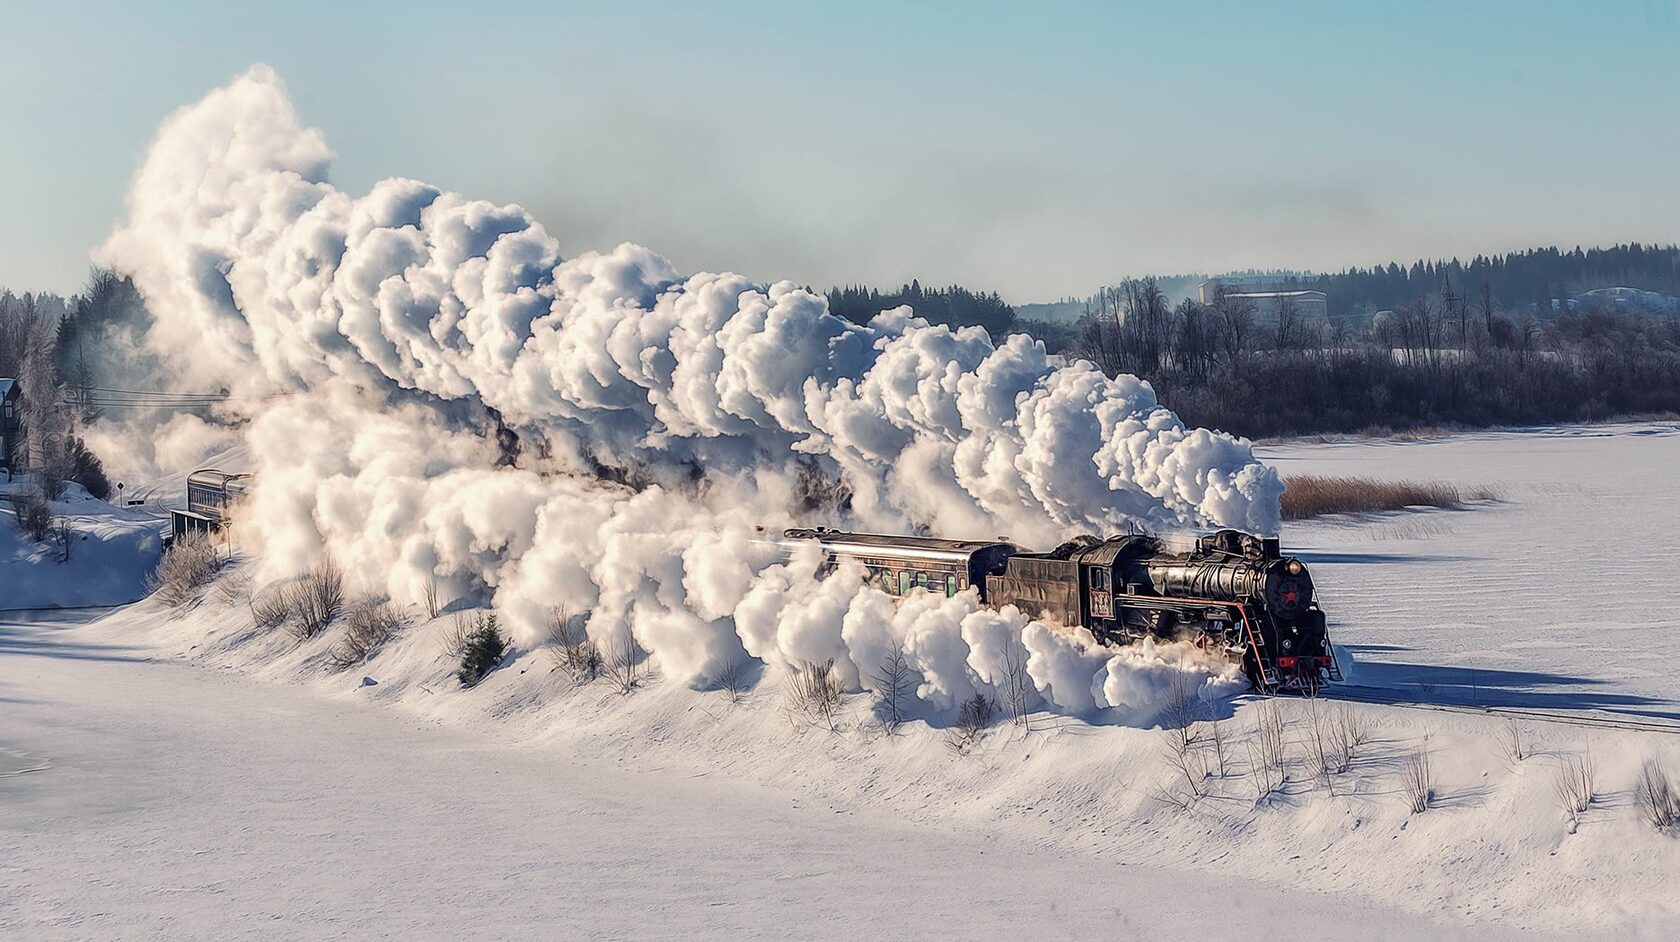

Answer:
[1286,560,1303,575]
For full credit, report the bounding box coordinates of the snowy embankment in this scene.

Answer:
[8,425,1680,938]
[0,482,164,610]
[3,610,1496,941]
[53,423,1680,940]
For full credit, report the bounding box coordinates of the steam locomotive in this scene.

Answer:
[779,527,1340,692]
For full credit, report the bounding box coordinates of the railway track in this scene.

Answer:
[1275,683,1680,736]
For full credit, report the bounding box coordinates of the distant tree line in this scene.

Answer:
[826,280,1016,337]
[1221,243,1680,319]
[1066,278,1680,438]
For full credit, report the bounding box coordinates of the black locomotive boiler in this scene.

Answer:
[780,527,1339,692]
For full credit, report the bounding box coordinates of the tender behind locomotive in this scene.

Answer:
[782,526,1339,692]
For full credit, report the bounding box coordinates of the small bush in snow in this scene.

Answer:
[250,590,292,630]
[601,626,643,694]
[544,606,602,684]
[216,568,253,605]
[1498,720,1532,765]
[326,601,409,672]
[716,658,749,703]
[1635,758,1680,833]
[1244,701,1289,801]
[457,612,508,687]
[1400,749,1433,814]
[17,490,55,543]
[1554,751,1597,829]
[946,693,996,754]
[786,659,845,730]
[147,531,224,607]
[440,612,475,659]
[285,558,345,640]
[422,574,442,619]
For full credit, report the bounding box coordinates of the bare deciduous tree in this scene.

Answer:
[998,641,1032,730]
[872,642,913,733]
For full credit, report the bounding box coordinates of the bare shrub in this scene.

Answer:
[1307,702,1367,793]
[945,693,996,754]
[250,590,292,630]
[17,490,54,542]
[286,557,345,640]
[872,642,913,733]
[1205,711,1231,779]
[422,574,441,619]
[216,568,253,606]
[1332,703,1371,763]
[1401,749,1433,814]
[786,659,845,730]
[543,606,602,683]
[716,658,749,703]
[601,626,643,695]
[326,601,409,672]
[146,531,224,607]
[1245,701,1289,801]
[1498,720,1532,764]
[55,517,74,562]
[1554,751,1597,828]
[1281,475,1498,521]
[1160,695,1212,806]
[439,612,475,659]
[1634,758,1680,833]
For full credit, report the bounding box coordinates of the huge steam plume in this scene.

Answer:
[96,66,1276,716]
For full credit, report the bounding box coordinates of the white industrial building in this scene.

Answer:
[1196,278,1328,320]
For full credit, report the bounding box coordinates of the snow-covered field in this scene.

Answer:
[0,483,164,611]
[1265,422,1680,712]
[3,422,1679,939]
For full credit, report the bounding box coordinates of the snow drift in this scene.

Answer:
[94,66,1273,713]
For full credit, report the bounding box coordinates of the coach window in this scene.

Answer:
[945,574,957,597]
[915,571,929,590]
[898,570,911,595]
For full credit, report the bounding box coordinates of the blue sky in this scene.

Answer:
[3,1,1677,301]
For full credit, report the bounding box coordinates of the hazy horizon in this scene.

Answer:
[4,1,1678,302]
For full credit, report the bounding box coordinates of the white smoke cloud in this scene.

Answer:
[95,65,1280,719]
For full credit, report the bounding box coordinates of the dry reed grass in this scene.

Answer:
[1281,475,1499,521]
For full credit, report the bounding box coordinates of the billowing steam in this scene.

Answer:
[96,66,1270,718]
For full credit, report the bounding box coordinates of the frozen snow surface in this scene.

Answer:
[1265,422,1680,711]
[0,482,165,610]
[4,423,1680,940]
